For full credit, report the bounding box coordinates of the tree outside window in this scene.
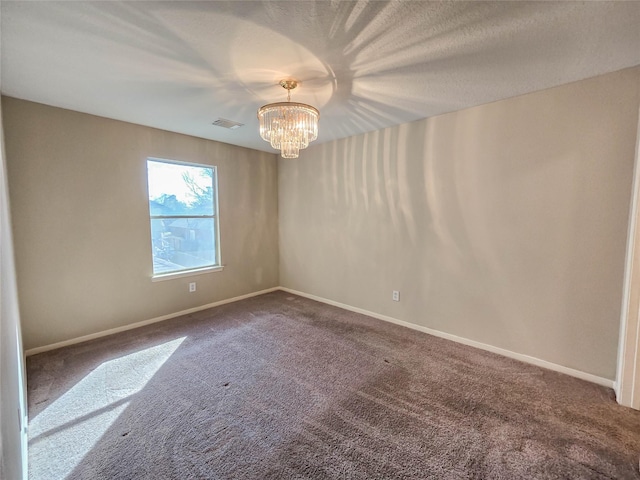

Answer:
[147,158,219,276]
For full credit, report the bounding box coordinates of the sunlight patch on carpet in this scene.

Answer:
[28,337,186,479]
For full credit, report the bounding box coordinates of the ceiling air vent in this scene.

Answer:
[212,118,244,130]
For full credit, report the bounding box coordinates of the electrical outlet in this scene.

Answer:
[189,282,196,293]
[392,290,400,302]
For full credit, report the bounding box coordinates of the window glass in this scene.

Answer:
[147,159,218,276]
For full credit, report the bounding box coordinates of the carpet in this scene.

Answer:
[27,291,640,479]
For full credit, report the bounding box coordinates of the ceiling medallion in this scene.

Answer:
[257,79,319,159]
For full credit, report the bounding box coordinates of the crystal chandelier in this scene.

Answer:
[257,80,319,159]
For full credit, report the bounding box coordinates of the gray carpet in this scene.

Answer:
[27,291,640,479]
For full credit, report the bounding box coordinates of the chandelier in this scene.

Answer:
[257,80,319,159]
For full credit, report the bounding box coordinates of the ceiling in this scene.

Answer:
[2,1,640,154]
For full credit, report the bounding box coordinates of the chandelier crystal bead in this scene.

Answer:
[257,80,319,159]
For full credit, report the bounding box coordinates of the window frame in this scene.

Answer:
[146,157,222,281]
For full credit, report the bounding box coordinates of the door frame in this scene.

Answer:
[616,103,640,410]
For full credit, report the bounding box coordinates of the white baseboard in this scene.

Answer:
[279,287,614,389]
[25,287,280,356]
[25,285,615,390]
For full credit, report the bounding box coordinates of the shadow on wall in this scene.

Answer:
[279,83,634,379]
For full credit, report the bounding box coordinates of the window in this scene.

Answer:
[146,158,220,277]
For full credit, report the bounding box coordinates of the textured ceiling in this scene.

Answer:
[1,1,640,154]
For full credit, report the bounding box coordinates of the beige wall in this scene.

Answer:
[0,97,27,480]
[279,67,640,380]
[3,97,279,351]
[4,67,640,379]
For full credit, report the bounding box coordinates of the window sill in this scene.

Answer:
[152,265,224,282]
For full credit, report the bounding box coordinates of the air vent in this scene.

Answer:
[212,118,244,130]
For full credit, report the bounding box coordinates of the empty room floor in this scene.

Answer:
[26,291,640,479]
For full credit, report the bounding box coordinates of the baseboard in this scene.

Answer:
[25,285,615,390]
[279,287,614,389]
[25,287,280,356]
